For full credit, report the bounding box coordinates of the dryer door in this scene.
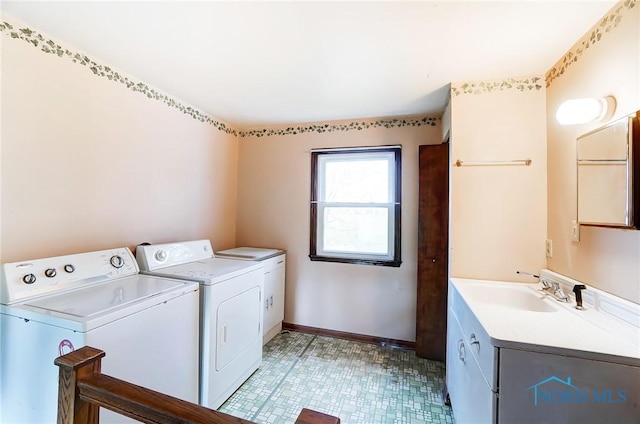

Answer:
[216,284,261,371]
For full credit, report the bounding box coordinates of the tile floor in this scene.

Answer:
[219,331,455,424]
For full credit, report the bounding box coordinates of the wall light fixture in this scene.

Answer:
[555,96,616,125]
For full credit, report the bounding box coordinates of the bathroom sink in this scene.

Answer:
[460,283,558,312]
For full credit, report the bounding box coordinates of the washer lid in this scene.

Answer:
[216,247,284,261]
[24,275,190,318]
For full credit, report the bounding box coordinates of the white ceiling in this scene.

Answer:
[1,1,617,128]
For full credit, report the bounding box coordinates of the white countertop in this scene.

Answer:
[450,278,640,367]
[215,247,285,261]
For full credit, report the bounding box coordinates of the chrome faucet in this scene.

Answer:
[540,279,570,303]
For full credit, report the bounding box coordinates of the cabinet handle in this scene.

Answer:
[277,260,284,264]
[469,333,480,350]
[266,299,269,310]
[270,295,273,306]
[457,339,466,363]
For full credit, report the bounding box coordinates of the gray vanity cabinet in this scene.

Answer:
[446,283,640,424]
[498,348,639,423]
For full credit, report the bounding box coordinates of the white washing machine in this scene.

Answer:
[0,247,199,424]
[135,239,264,410]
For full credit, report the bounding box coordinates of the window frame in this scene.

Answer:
[309,146,402,267]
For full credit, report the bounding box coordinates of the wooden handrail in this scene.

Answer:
[55,346,340,424]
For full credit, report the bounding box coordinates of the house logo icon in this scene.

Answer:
[527,376,577,406]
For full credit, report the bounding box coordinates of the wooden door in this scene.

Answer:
[416,143,449,360]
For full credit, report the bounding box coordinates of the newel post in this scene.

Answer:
[54,346,106,424]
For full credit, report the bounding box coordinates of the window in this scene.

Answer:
[310,146,401,267]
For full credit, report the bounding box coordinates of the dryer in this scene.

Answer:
[0,247,199,424]
[216,247,286,345]
[135,239,264,410]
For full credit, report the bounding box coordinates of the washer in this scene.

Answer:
[215,247,286,345]
[135,239,264,410]
[0,247,199,424]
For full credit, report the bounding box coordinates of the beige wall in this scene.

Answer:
[449,80,548,281]
[546,2,640,303]
[236,119,441,342]
[1,15,239,262]
[4,1,638,350]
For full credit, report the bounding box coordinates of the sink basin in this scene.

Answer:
[460,283,558,312]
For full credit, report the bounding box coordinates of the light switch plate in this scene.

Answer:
[571,220,581,242]
[545,239,553,258]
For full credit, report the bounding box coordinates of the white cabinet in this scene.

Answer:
[446,295,495,423]
[262,254,286,344]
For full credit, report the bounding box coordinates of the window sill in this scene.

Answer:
[309,255,401,268]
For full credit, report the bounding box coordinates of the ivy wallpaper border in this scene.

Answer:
[1,16,437,138]
[451,77,543,96]
[545,0,636,87]
[238,116,438,138]
[0,18,238,136]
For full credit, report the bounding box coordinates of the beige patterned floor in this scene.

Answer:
[218,331,455,424]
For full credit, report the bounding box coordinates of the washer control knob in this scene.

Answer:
[23,273,36,284]
[110,255,125,269]
[64,264,75,273]
[155,250,167,262]
[44,268,57,278]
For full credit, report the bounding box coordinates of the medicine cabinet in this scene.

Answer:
[577,111,639,228]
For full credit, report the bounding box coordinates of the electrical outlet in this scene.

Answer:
[571,220,580,242]
[545,239,553,258]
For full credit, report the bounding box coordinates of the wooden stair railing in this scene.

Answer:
[55,346,340,424]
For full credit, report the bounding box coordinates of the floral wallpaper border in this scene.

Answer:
[546,0,636,87]
[0,19,238,136]
[238,116,438,138]
[1,16,439,139]
[451,77,543,96]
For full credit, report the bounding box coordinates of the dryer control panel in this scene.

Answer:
[0,247,138,304]
[136,239,214,271]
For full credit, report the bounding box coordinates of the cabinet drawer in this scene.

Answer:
[262,254,285,273]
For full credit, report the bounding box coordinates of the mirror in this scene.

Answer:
[577,111,639,228]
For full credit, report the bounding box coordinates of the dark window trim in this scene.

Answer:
[309,146,402,267]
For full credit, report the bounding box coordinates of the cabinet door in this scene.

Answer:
[447,308,494,424]
[263,264,286,334]
[499,348,640,424]
[270,265,285,325]
[263,270,275,334]
[446,308,465,408]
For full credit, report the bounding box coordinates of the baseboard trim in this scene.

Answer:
[282,322,415,350]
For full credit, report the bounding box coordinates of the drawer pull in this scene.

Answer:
[277,260,284,264]
[469,333,480,350]
[457,339,466,363]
